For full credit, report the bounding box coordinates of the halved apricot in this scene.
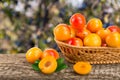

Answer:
[39,56,57,74]
[73,62,92,75]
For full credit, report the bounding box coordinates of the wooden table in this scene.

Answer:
[0,54,120,80]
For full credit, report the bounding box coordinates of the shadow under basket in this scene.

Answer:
[55,39,120,64]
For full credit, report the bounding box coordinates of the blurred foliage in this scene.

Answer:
[0,0,120,54]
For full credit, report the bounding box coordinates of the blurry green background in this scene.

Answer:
[0,0,120,54]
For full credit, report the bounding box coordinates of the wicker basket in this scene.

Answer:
[55,39,120,64]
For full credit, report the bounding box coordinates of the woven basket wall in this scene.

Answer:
[55,39,120,64]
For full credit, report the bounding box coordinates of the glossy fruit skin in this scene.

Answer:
[39,56,57,74]
[69,25,75,38]
[76,28,91,40]
[26,47,43,63]
[73,62,92,75]
[107,25,120,33]
[70,13,86,31]
[96,28,111,43]
[87,18,103,33]
[106,32,120,47]
[66,37,83,47]
[42,48,59,60]
[54,24,73,41]
[84,33,101,47]
[101,43,107,47]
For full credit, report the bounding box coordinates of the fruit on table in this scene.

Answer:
[84,33,101,47]
[26,47,43,63]
[106,32,120,47]
[42,48,59,60]
[87,18,103,33]
[73,62,92,75]
[107,25,120,33]
[53,24,74,41]
[70,13,86,31]
[76,28,91,40]
[66,37,83,47]
[39,56,57,74]
[96,28,111,43]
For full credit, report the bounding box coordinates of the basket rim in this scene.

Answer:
[54,38,120,49]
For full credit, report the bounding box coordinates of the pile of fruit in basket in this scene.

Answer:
[54,13,120,47]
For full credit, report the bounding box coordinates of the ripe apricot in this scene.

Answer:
[73,62,92,75]
[42,48,59,60]
[76,28,91,40]
[39,56,57,74]
[106,32,120,47]
[107,25,120,33]
[96,28,111,43]
[84,33,101,47]
[66,37,83,47]
[69,25,75,38]
[70,13,86,31]
[87,18,103,33]
[26,47,43,63]
[53,24,73,41]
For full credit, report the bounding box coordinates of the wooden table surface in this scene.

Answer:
[0,54,120,80]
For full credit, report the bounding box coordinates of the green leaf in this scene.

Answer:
[55,63,68,72]
[56,58,68,72]
[57,58,64,66]
[32,60,40,71]
[32,64,40,71]
[34,60,40,64]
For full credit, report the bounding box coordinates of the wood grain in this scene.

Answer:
[0,54,120,80]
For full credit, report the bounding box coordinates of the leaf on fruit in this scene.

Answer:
[57,58,64,66]
[56,58,68,72]
[55,63,68,72]
[32,60,40,71]
[34,60,40,64]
